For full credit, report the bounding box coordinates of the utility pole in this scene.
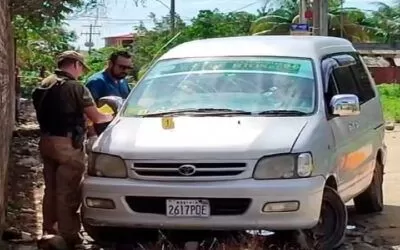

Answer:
[299,0,307,23]
[312,0,328,36]
[320,0,328,36]
[170,0,175,35]
[340,0,344,37]
[81,24,101,54]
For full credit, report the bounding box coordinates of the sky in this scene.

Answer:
[66,0,394,50]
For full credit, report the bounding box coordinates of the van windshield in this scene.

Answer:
[122,56,316,117]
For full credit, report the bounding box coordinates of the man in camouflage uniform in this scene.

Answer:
[32,51,113,248]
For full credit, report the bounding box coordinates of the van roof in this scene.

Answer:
[158,35,356,60]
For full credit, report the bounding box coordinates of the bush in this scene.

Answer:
[377,84,400,122]
[20,71,42,98]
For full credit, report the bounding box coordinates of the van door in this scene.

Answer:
[348,52,383,190]
[322,54,373,202]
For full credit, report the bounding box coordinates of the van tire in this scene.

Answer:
[306,186,347,250]
[354,160,384,214]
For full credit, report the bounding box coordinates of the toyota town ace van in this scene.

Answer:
[82,36,387,249]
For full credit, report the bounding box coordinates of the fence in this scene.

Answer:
[0,0,15,236]
[369,67,400,84]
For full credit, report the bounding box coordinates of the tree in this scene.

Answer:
[249,0,371,42]
[14,16,77,72]
[133,9,257,75]
[9,0,145,25]
[364,2,400,43]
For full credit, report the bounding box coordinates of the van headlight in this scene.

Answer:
[88,153,127,178]
[253,153,313,180]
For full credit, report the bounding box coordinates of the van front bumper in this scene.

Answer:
[81,176,325,230]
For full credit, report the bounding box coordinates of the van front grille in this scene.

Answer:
[132,163,246,177]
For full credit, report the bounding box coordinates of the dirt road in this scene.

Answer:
[2,100,400,249]
[344,127,400,249]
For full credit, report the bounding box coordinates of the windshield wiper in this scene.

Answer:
[141,108,252,117]
[257,110,308,116]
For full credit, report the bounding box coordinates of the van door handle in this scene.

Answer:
[348,121,360,132]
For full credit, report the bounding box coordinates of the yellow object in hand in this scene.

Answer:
[98,104,115,115]
[87,104,115,126]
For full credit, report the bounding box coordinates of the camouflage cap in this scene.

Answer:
[57,50,90,71]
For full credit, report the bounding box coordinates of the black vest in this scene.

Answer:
[32,78,85,136]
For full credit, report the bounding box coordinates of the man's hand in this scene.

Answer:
[84,106,114,124]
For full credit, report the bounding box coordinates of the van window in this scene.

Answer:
[351,54,375,102]
[328,53,375,104]
[325,75,338,103]
[122,57,317,116]
[333,66,360,97]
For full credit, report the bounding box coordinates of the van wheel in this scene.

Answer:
[305,186,347,249]
[354,160,384,214]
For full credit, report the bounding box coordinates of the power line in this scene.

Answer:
[229,1,259,12]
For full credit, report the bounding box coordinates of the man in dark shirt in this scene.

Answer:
[32,50,113,249]
[85,50,133,103]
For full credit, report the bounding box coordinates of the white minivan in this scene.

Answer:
[82,36,387,249]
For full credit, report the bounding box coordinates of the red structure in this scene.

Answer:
[104,33,136,47]
[369,67,400,84]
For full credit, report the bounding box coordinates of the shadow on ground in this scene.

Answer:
[347,204,400,247]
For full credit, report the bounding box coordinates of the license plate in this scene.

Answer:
[166,199,210,217]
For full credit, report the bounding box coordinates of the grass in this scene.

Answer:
[377,84,400,122]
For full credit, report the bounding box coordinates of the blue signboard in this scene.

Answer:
[290,23,309,31]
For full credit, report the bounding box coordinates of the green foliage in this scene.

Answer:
[19,71,42,98]
[133,9,257,72]
[377,84,400,122]
[250,0,372,41]
[10,0,146,27]
[363,2,400,43]
[13,16,77,72]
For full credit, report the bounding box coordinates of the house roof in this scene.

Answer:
[103,33,135,39]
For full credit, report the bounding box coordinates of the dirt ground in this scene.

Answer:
[3,100,400,249]
[346,128,400,248]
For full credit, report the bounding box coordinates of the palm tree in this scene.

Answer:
[364,2,400,44]
[250,0,372,42]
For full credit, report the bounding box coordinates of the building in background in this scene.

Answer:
[104,33,135,48]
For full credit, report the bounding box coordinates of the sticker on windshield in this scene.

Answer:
[124,106,148,116]
[160,60,303,75]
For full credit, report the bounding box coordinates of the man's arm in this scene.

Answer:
[79,85,113,124]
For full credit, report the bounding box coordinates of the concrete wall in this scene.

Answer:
[0,0,15,235]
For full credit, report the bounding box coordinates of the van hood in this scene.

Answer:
[93,116,309,160]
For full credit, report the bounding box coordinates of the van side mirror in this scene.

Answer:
[330,94,360,116]
[97,96,124,114]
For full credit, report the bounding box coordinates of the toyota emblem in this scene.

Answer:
[178,164,196,176]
